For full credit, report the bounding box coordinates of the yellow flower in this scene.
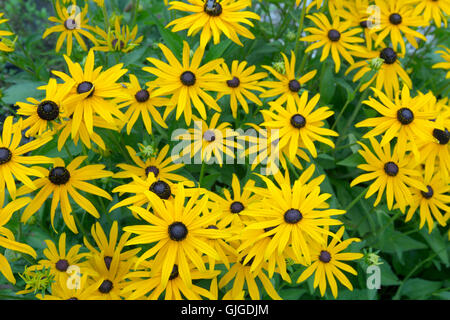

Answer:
[412,0,450,27]
[43,1,98,56]
[0,13,14,52]
[432,46,450,79]
[166,0,260,48]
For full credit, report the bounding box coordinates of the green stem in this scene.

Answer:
[293,0,307,60]
[102,2,110,31]
[131,0,140,27]
[199,161,206,187]
[63,143,73,160]
[73,212,88,237]
[344,186,369,212]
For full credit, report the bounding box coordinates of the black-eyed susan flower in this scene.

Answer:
[43,1,98,56]
[27,233,85,284]
[432,46,450,78]
[114,145,187,183]
[259,51,317,106]
[244,166,345,265]
[296,226,363,299]
[143,41,223,125]
[115,74,168,135]
[174,113,242,166]
[412,0,450,27]
[404,171,450,232]
[418,123,450,179]
[52,49,128,139]
[0,198,36,284]
[123,184,229,288]
[301,13,365,73]
[261,91,338,161]
[345,45,412,98]
[18,156,113,234]
[350,138,427,211]
[214,61,267,118]
[0,13,14,52]
[0,116,52,207]
[37,274,102,300]
[166,0,260,48]
[122,260,219,300]
[16,78,81,138]
[371,0,427,54]
[356,86,437,161]
[92,16,143,53]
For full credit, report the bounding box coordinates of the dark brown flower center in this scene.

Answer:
[327,29,341,41]
[135,89,150,103]
[149,180,171,199]
[49,167,71,185]
[319,250,331,263]
[168,222,188,241]
[230,201,244,214]
[55,259,69,272]
[290,114,306,128]
[384,161,399,176]
[98,280,113,294]
[389,13,402,25]
[433,128,449,145]
[145,165,160,178]
[64,19,77,30]
[77,81,95,98]
[226,77,240,88]
[360,20,368,28]
[380,48,397,64]
[111,38,125,50]
[204,0,222,16]
[284,209,302,224]
[180,71,196,86]
[396,108,414,125]
[37,100,59,121]
[421,185,434,199]
[0,147,12,165]
[203,130,216,142]
[288,79,301,92]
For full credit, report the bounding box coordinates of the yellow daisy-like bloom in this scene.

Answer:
[93,17,143,53]
[261,91,338,161]
[0,198,36,284]
[345,45,412,99]
[143,41,223,125]
[418,123,450,179]
[243,165,345,265]
[432,46,450,79]
[174,113,242,166]
[0,116,52,207]
[208,174,258,228]
[214,61,267,118]
[123,184,228,288]
[122,260,219,300]
[16,78,81,138]
[0,13,14,52]
[296,226,363,299]
[43,2,98,56]
[356,86,437,161]
[350,138,427,211]
[412,0,450,27]
[219,250,282,300]
[114,145,187,183]
[28,233,85,284]
[37,274,102,300]
[115,74,168,135]
[166,0,260,48]
[301,13,365,73]
[371,0,427,54]
[18,156,113,234]
[52,49,128,140]
[259,51,317,106]
[404,171,450,232]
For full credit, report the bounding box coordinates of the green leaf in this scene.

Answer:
[400,278,442,299]
[2,80,45,105]
[337,152,364,167]
[152,15,183,56]
[420,228,449,266]
[379,259,401,286]
[319,66,335,104]
[279,288,307,300]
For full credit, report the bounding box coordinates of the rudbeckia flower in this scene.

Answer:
[214,61,267,118]
[345,45,412,98]
[43,2,98,56]
[0,13,14,52]
[296,226,363,298]
[350,138,427,211]
[412,0,450,27]
[371,0,427,54]
[18,156,113,234]
[301,13,365,73]
[356,86,437,161]
[123,184,229,288]
[52,49,128,140]
[143,41,224,125]
[259,51,317,106]
[37,274,102,300]
[432,46,450,78]
[115,74,168,135]
[261,91,338,161]
[0,116,53,207]
[166,0,260,48]
[0,198,36,284]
